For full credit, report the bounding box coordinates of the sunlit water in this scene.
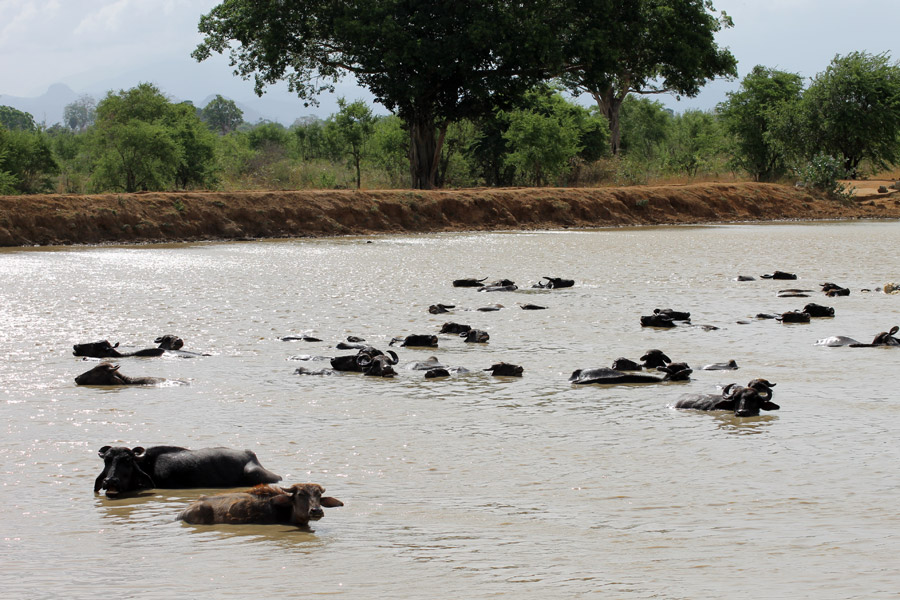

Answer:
[1,221,898,599]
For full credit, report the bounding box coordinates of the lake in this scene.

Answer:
[1,221,898,599]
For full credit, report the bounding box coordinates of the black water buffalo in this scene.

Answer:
[871,326,900,346]
[428,304,455,314]
[425,368,451,378]
[777,311,811,323]
[478,284,518,292]
[484,362,524,377]
[405,356,446,370]
[476,304,504,311]
[640,314,676,328]
[453,277,487,287]
[675,379,779,417]
[654,308,691,321]
[152,335,210,357]
[390,334,438,348]
[177,483,342,527]
[819,326,900,348]
[358,353,399,377]
[440,322,472,335]
[803,303,835,318]
[611,357,642,371]
[75,363,166,386]
[73,340,165,358]
[821,282,850,296]
[462,329,490,343]
[734,275,756,281]
[94,445,282,498]
[777,289,813,298]
[761,271,798,280]
[640,349,672,369]
[533,277,575,289]
[519,303,547,310]
[330,347,399,372]
[569,363,691,385]
[280,334,322,342]
[336,341,367,350]
[701,359,739,370]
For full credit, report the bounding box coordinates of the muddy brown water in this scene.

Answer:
[1,221,899,599]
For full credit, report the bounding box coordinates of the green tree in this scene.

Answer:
[194,0,571,189]
[63,96,96,131]
[717,65,804,181]
[619,96,672,162]
[562,0,736,155]
[666,109,723,177]
[0,106,37,131]
[800,51,900,177]
[325,98,375,189]
[0,127,59,193]
[89,83,182,192]
[501,89,586,186]
[201,94,244,135]
[367,115,409,187]
[168,102,219,189]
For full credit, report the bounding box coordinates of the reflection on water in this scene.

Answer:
[1,221,900,598]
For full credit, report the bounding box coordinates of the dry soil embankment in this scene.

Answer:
[1,182,898,247]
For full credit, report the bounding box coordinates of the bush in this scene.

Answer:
[795,153,854,201]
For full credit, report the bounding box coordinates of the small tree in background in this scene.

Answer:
[63,96,96,132]
[799,51,900,177]
[201,95,244,135]
[0,106,37,131]
[326,98,375,189]
[717,65,804,181]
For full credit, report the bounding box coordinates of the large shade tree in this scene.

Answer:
[193,0,572,189]
[562,0,737,155]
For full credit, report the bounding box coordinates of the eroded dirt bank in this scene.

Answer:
[1,182,899,247]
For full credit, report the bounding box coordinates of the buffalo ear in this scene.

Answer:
[98,445,112,457]
[761,401,780,411]
[132,447,146,456]
[321,496,344,508]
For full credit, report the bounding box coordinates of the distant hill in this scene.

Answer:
[0,83,79,126]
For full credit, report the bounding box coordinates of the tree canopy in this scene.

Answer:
[201,95,244,135]
[194,0,571,189]
[562,0,737,155]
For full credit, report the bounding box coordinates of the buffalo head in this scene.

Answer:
[94,446,155,498]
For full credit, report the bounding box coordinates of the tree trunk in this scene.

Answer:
[592,88,626,156]
[407,109,446,190]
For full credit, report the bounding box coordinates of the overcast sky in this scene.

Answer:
[2,0,899,119]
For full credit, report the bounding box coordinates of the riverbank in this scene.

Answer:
[1,182,899,246]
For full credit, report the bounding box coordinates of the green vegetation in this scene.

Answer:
[3,43,900,196]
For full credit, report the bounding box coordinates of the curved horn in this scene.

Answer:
[890,325,899,335]
[357,355,373,367]
[722,383,740,399]
[387,350,399,365]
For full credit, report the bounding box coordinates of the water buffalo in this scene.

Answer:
[330,347,399,372]
[425,368,451,378]
[569,364,691,385]
[75,363,166,386]
[653,308,691,321]
[815,335,862,347]
[453,278,487,287]
[440,322,472,335]
[405,356,446,370]
[640,314,675,328]
[358,353,398,377]
[871,326,900,346]
[821,282,850,296]
[280,334,322,342]
[533,277,575,289]
[476,304,504,312]
[462,329,490,343]
[702,359,739,370]
[803,303,835,318]
[777,311,811,324]
[484,362,524,377]
[519,303,547,310]
[390,334,439,348]
[777,289,813,298]
[675,379,779,417]
[428,304,455,314]
[761,271,798,280]
[478,284,518,292]
[152,335,210,357]
[611,357,642,371]
[177,483,343,527]
[73,340,164,358]
[640,349,671,369]
[734,275,756,281]
[94,445,282,498]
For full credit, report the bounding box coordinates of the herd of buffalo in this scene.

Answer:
[75,270,898,529]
